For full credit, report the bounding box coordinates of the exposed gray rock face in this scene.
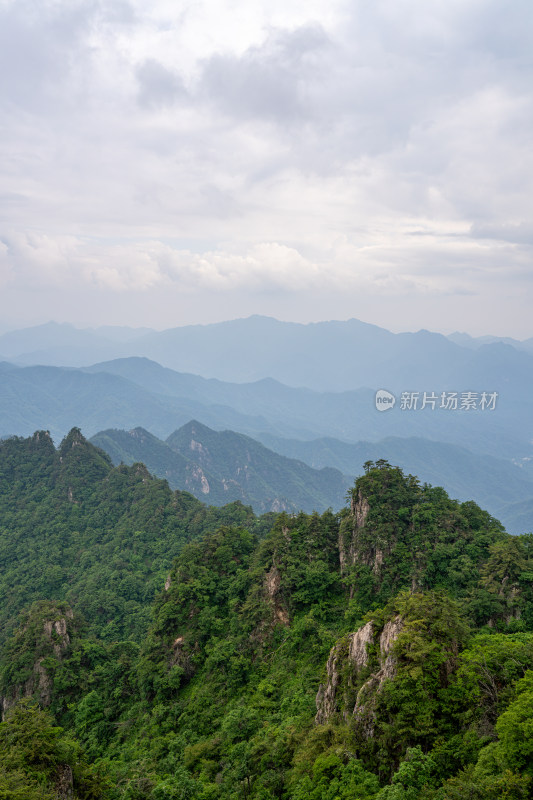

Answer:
[353,616,403,735]
[339,490,386,578]
[316,620,374,724]
[1,610,75,718]
[26,613,74,706]
[264,565,289,625]
[315,616,403,733]
[353,492,370,528]
[188,466,210,494]
[315,639,345,725]
[55,764,74,799]
[339,490,370,573]
[348,621,374,670]
[43,616,72,657]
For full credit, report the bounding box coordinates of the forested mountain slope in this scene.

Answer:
[255,432,533,533]
[0,428,267,646]
[1,447,532,798]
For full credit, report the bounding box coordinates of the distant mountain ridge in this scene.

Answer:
[1,356,531,463]
[2,316,533,392]
[91,421,350,514]
[90,421,533,533]
[448,330,533,352]
[255,432,533,533]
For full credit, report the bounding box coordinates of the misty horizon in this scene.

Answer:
[1,315,533,343]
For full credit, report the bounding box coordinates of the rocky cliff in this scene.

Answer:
[315,615,403,728]
[1,604,76,719]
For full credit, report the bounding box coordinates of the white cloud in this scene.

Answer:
[0,233,319,292]
[0,0,532,333]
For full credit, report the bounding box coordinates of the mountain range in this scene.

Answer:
[2,316,533,393]
[0,354,530,462]
[1,436,531,798]
[91,422,350,514]
[87,420,533,533]
[1,316,533,532]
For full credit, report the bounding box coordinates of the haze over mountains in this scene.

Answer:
[0,353,530,460]
[2,316,533,392]
[87,421,532,533]
[1,316,533,533]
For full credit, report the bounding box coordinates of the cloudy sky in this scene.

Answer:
[1,0,532,335]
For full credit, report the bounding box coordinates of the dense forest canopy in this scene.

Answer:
[0,432,532,798]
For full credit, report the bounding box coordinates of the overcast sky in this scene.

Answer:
[1,0,532,336]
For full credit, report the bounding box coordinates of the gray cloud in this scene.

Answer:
[470,222,533,245]
[200,24,329,122]
[136,58,187,108]
[0,1,94,112]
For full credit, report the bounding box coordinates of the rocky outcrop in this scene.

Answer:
[32,430,53,446]
[352,616,403,736]
[42,616,72,656]
[186,466,210,495]
[25,612,74,706]
[339,489,391,581]
[315,616,403,730]
[315,620,374,724]
[315,640,346,725]
[339,491,369,573]
[1,608,75,718]
[352,491,370,528]
[348,620,374,670]
[55,764,74,799]
[264,565,289,625]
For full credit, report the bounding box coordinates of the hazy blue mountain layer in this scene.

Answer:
[448,330,533,352]
[1,356,530,461]
[3,316,533,395]
[0,361,309,442]
[2,352,533,503]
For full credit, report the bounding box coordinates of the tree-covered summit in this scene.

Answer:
[0,428,263,646]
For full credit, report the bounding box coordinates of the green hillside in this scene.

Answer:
[1,441,532,798]
[0,428,266,646]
